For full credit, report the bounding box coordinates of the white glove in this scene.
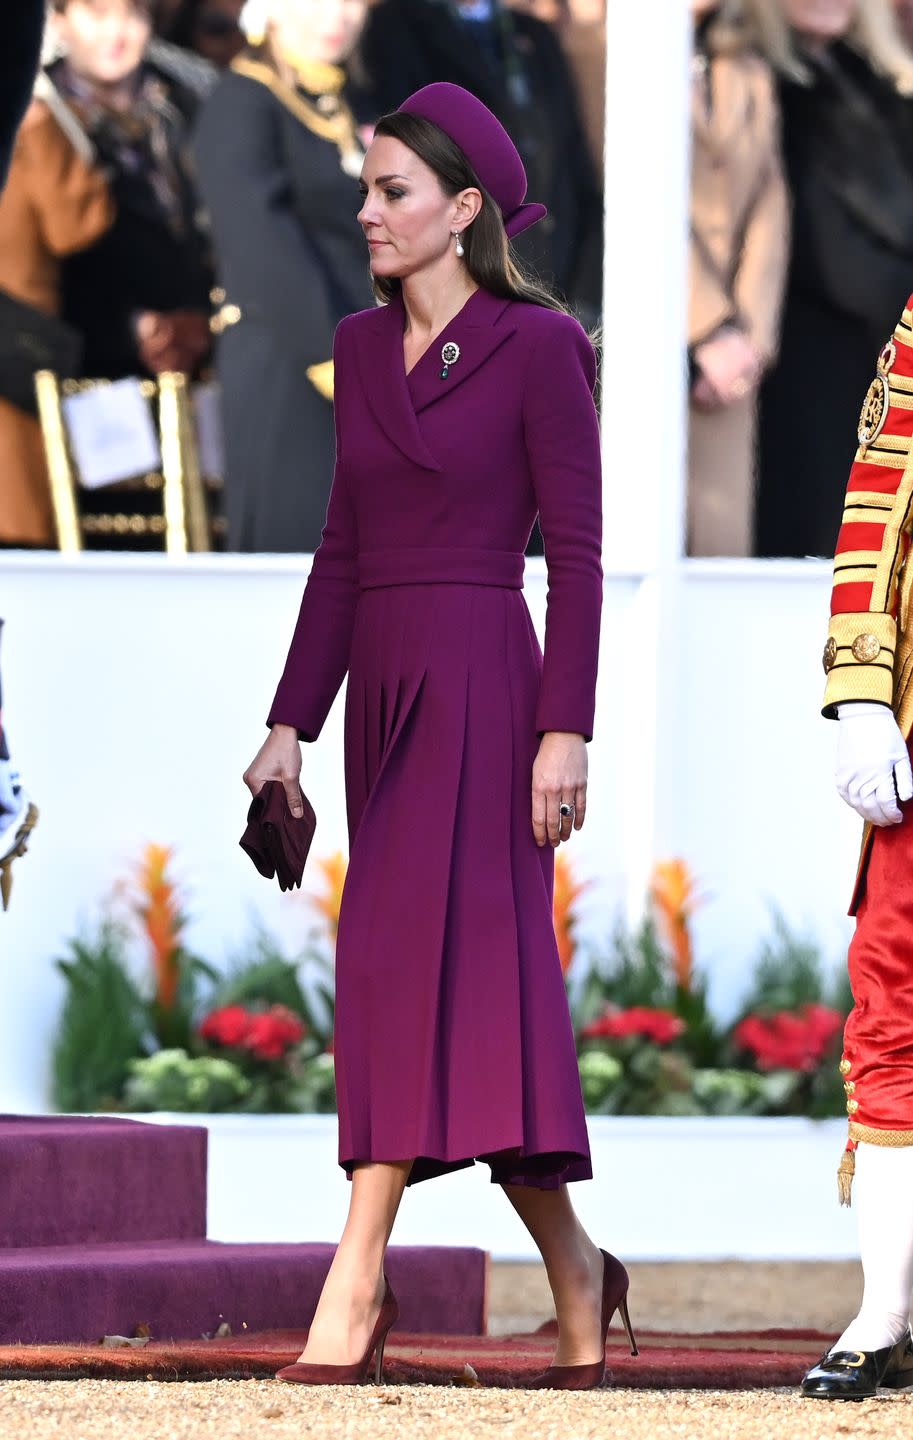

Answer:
[836,702,913,826]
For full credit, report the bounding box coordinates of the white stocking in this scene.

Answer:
[836,1143,913,1352]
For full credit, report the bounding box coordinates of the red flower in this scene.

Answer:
[243,1005,307,1062]
[580,1006,684,1046]
[199,1005,252,1048]
[734,1005,843,1072]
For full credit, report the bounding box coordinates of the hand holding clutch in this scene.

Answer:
[239,780,316,891]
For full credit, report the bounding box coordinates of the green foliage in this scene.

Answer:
[573,917,724,1068]
[52,922,151,1112]
[123,1049,250,1112]
[571,900,854,1117]
[737,911,845,1017]
[150,951,220,1052]
[602,917,673,1009]
[577,1050,623,1111]
[571,918,671,1031]
[213,927,335,1047]
[277,1050,337,1115]
[691,1068,795,1116]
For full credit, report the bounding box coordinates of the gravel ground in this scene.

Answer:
[0,1264,873,1438]
[1,1380,912,1440]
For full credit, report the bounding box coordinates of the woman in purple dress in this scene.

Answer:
[243,82,629,1390]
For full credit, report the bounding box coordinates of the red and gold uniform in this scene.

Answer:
[823,294,913,1191]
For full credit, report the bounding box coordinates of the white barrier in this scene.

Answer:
[120,1112,858,1263]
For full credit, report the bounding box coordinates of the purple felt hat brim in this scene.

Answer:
[398,82,546,240]
[504,202,548,239]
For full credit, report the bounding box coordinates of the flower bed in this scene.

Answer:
[50,848,850,1120]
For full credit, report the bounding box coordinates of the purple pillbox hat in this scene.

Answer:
[397,82,547,239]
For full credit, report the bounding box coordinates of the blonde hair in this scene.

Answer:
[733,0,913,94]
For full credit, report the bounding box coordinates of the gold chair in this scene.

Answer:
[34,370,215,553]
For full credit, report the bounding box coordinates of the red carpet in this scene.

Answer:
[0,1325,830,1388]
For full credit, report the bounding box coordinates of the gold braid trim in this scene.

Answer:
[282,54,345,95]
[849,1122,913,1146]
[837,1123,913,1206]
[871,379,913,614]
[231,57,361,171]
[838,1148,856,1208]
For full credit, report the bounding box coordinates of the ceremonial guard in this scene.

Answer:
[193,0,376,553]
[802,295,913,1399]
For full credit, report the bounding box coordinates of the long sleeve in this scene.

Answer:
[267,321,359,740]
[822,295,913,717]
[732,66,790,366]
[522,315,603,740]
[193,70,340,366]
[21,107,113,259]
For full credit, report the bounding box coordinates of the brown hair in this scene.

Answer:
[369,111,570,314]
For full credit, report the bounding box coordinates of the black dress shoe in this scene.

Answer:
[801,1333,913,1400]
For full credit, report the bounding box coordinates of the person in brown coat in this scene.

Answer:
[688,0,789,557]
[0,100,113,546]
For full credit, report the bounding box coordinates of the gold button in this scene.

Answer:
[852,633,881,663]
[823,637,838,674]
[839,1059,852,1076]
[844,1081,856,1094]
[847,1099,860,1114]
[210,286,226,305]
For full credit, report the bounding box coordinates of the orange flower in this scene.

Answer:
[553,852,592,976]
[311,852,348,939]
[650,860,702,992]
[135,844,184,1012]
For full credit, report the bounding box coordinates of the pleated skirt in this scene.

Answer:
[335,580,592,1187]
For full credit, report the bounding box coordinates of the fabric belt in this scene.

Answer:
[358,547,524,591]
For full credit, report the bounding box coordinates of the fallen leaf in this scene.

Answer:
[451,1362,481,1386]
[100,1335,151,1349]
[262,1408,284,1419]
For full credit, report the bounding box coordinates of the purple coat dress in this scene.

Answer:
[268,284,603,1186]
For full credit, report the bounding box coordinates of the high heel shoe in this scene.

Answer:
[275,1279,399,1386]
[527,1249,638,1391]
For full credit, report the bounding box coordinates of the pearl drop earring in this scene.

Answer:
[453,231,465,258]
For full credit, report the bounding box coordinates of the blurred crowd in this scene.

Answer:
[689,0,913,558]
[0,0,605,554]
[5,0,913,560]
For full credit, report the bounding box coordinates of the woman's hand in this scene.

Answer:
[692,326,762,410]
[532,731,587,847]
[243,723,304,817]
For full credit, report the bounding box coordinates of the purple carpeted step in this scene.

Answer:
[0,1241,488,1345]
[0,1117,206,1248]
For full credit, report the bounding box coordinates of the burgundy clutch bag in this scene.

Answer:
[239,780,316,892]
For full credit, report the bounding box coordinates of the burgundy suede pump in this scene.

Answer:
[275,1280,399,1386]
[527,1251,638,1390]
